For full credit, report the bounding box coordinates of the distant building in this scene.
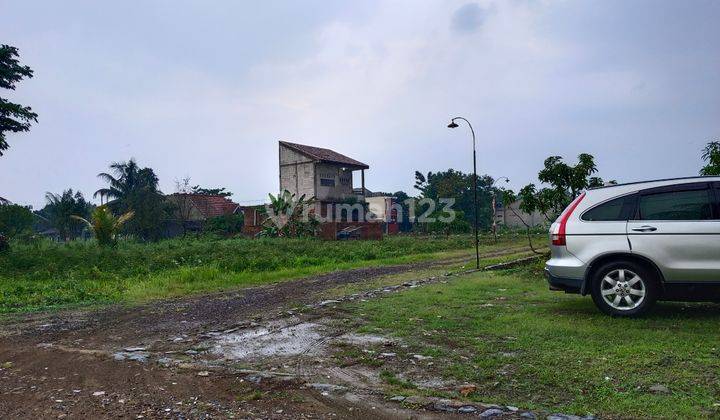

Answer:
[269,141,383,240]
[279,141,369,201]
[239,204,267,237]
[278,141,369,220]
[495,199,546,228]
[165,194,240,236]
[365,194,400,234]
[167,194,240,221]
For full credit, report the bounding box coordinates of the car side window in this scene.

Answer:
[638,188,713,221]
[581,194,637,222]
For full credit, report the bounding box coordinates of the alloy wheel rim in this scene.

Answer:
[600,268,646,311]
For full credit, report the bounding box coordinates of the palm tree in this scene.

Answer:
[72,205,134,247]
[94,159,167,241]
[94,159,160,207]
[43,189,92,241]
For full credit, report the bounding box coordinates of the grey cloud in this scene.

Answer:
[451,3,485,34]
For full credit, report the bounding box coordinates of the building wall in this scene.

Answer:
[279,145,316,198]
[365,196,392,221]
[314,163,355,202]
[240,205,266,236]
[497,200,546,228]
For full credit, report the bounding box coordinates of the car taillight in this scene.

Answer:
[551,192,586,246]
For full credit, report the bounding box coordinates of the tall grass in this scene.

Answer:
[0,235,525,313]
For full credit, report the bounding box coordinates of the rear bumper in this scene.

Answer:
[545,245,587,294]
[545,269,583,294]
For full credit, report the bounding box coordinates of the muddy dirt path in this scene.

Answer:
[0,248,534,419]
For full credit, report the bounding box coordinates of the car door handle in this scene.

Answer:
[632,225,657,232]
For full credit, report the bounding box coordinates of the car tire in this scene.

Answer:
[590,260,659,317]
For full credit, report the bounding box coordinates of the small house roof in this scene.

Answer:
[170,194,240,219]
[280,141,369,170]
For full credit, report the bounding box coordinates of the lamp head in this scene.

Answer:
[447,120,459,129]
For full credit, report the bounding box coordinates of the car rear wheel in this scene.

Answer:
[590,261,658,317]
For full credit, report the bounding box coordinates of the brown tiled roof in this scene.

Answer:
[280,141,369,169]
[170,194,239,219]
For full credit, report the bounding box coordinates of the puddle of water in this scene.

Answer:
[212,322,325,359]
[338,333,391,346]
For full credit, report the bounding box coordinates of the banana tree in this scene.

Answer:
[72,205,134,247]
[260,190,318,237]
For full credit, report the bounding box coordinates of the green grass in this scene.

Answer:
[0,235,529,313]
[350,263,720,418]
[320,248,542,300]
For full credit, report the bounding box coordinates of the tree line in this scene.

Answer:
[0,158,239,247]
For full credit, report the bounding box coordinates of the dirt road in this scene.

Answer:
[0,249,537,419]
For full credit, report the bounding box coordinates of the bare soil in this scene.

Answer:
[0,249,533,419]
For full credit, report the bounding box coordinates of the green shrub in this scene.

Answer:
[0,204,33,238]
[0,234,8,253]
[204,213,244,235]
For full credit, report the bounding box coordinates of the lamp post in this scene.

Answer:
[491,176,510,243]
[447,117,480,270]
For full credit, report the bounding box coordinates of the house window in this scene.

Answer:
[320,178,335,187]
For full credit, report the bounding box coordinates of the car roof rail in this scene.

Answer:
[589,175,720,190]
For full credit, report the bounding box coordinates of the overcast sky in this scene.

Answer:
[2,0,719,208]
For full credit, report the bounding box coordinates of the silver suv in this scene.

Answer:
[545,176,720,317]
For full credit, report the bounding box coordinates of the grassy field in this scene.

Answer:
[349,262,720,418]
[0,234,531,313]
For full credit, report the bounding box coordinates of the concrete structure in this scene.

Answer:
[273,141,384,239]
[279,141,368,203]
[365,196,392,221]
[239,205,267,236]
[365,195,400,234]
[495,199,546,228]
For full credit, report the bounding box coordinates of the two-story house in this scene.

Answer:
[278,141,369,220]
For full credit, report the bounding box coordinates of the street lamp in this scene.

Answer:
[447,116,480,270]
[491,176,510,243]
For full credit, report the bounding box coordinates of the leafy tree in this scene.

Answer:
[414,169,495,230]
[39,189,93,241]
[0,44,38,156]
[501,189,544,254]
[72,205,134,247]
[95,159,170,241]
[392,190,414,232]
[700,141,720,176]
[517,154,612,221]
[0,203,33,238]
[191,185,233,197]
[425,209,471,235]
